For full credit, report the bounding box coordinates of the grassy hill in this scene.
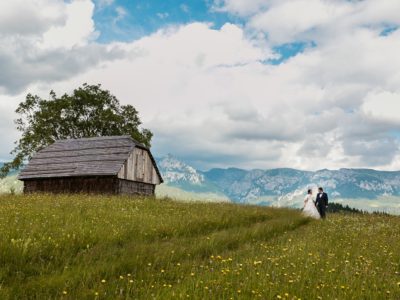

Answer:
[155,184,230,203]
[0,194,399,299]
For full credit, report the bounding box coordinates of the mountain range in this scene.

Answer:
[157,154,400,214]
[2,158,400,213]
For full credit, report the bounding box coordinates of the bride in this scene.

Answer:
[302,189,321,219]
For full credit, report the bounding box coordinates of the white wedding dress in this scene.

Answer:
[302,194,321,219]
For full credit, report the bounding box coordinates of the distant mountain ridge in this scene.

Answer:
[157,155,400,212]
[2,158,400,213]
[158,154,204,185]
[206,167,400,201]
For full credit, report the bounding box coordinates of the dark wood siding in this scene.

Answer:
[117,179,155,196]
[23,177,119,194]
[23,176,155,196]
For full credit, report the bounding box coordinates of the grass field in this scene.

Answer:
[0,194,399,299]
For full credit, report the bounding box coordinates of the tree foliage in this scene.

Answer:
[326,202,364,214]
[0,84,152,178]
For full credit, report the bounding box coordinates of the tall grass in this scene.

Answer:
[0,194,399,299]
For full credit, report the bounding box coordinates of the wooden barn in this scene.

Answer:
[18,136,163,196]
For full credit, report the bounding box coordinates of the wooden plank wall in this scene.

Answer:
[23,177,156,196]
[118,179,155,196]
[23,177,119,194]
[117,148,161,185]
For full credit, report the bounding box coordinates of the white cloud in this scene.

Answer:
[0,0,123,94]
[42,0,98,48]
[157,12,169,19]
[219,0,400,44]
[0,0,66,36]
[212,0,268,17]
[1,0,400,171]
[0,97,20,161]
[249,0,352,44]
[47,22,274,117]
[44,19,399,170]
[96,0,114,8]
[362,91,400,125]
[114,6,128,23]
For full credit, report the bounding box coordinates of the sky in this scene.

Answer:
[0,0,400,171]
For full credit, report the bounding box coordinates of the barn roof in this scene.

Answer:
[18,136,163,182]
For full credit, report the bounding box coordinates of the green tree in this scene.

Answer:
[0,83,152,178]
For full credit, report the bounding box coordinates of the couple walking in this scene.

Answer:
[303,187,328,219]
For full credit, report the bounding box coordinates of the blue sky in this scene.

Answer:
[92,0,313,65]
[94,0,238,42]
[1,0,400,170]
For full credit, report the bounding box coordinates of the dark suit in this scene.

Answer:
[315,192,328,219]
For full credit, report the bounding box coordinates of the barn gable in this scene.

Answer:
[117,147,161,185]
[18,136,163,185]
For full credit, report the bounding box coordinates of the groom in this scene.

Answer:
[315,187,328,219]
